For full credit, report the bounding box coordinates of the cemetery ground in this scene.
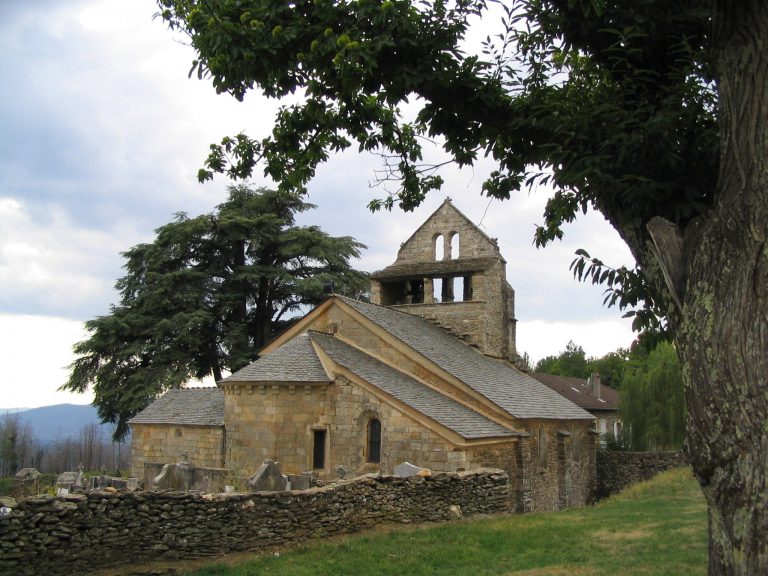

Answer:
[96,468,706,576]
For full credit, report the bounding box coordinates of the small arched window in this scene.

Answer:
[450,232,459,259]
[434,234,444,260]
[367,418,382,463]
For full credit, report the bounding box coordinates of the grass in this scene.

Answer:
[173,468,706,576]
[0,477,14,497]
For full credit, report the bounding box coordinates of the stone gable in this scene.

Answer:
[370,199,517,359]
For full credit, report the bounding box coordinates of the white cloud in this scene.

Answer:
[518,318,635,365]
[0,314,93,409]
[0,197,125,318]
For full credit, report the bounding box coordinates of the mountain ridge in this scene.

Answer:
[1,404,120,443]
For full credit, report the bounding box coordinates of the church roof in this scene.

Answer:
[308,331,518,439]
[371,256,499,279]
[129,388,224,427]
[337,296,593,421]
[222,333,331,383]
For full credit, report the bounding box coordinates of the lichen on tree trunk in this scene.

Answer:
[675,2,768,573]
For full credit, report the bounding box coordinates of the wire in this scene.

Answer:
[478,197,494,227]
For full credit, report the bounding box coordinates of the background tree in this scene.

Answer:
[64,185,368,440]
[534,341,628,389]
[0,414,20,477]
[620,342,686,452]
[157,0,767,571]
[534,340,590,379]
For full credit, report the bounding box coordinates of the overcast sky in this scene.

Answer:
[0,0,636,410]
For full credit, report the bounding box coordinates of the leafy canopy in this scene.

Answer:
[63,185,367,439]
[619,341,686,451]
[533,340,628,389]
[157,0,717,333]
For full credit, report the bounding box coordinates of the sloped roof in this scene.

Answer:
[336,296,593,421]
[372,257,498,279]
[222,333,331,383]
[309,331,517,440]
[530,372,620,412]
[129,388,224,427]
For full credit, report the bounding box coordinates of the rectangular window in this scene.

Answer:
[367,419,381,463]
[312,429,326,470]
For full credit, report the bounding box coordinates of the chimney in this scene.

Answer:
[588,372,602,400]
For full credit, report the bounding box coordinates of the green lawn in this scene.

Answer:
[183,468,707,576]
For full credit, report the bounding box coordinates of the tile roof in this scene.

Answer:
[309,331,517,440]
[222,333,331,383]
[372,257,498,279]
[336,296,594,421]
[530,372,620,411]
[129,388,224,427]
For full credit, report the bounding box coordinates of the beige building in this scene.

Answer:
[130,199,598,512]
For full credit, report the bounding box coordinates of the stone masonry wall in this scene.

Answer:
[130,424,225,479]
[395,200,502,262]
[392,300,487,349]
[223,381,328,477]
[0,470,509,576]
[372,201,514,359]
[325,375,481,476]
[596,451,688,498]
[222,372,514,481]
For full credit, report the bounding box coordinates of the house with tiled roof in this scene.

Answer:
[130,199,598,512]
[129,388,225,470]
[531,372,621,439]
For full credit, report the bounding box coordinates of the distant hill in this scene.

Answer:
[2,404,119,443]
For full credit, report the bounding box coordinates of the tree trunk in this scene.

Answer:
[676,2,768,573]
[254,275,273,350]
[228,239,251,370]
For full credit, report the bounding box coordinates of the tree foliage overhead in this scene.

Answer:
[157,0,716,332]
[64,186,368,439]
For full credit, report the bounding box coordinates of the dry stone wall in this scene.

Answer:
[0,470,509,576]
[596,451,688,498]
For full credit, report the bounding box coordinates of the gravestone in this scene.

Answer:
[14,468,42,498]
[287,474,312,491]
[55,471,79,493]
[247,460,288,492]
[152,462,195,491]
[394,462,426,477]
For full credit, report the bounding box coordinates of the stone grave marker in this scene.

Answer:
[394,461,427,477]
[247,460,288,492]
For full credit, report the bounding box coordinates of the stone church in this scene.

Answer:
[130,199,597,512]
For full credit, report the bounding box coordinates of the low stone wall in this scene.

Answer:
[596,451,688,498]
[0,470,508,576]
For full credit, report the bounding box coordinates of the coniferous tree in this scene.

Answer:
[64,185,368,439]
